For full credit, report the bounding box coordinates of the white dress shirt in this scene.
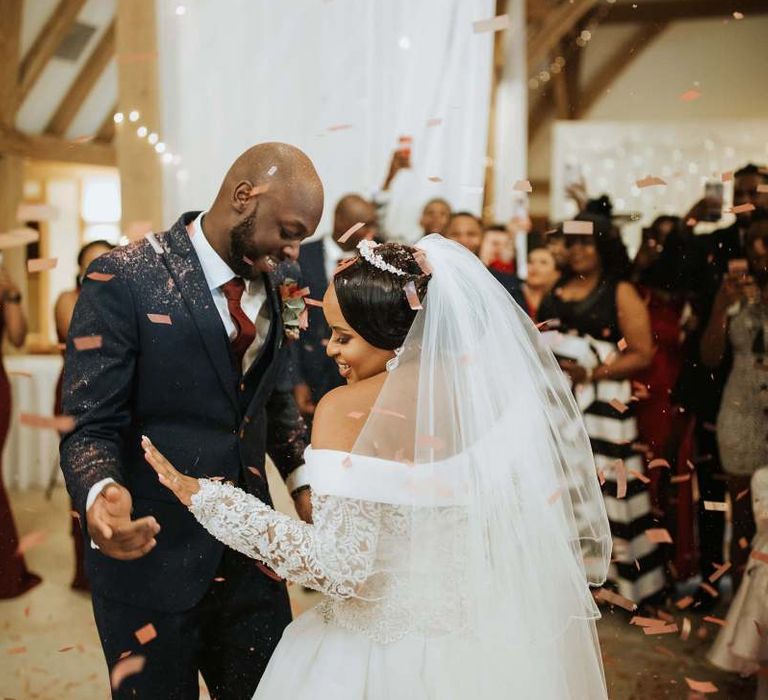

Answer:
[86,213,289,523]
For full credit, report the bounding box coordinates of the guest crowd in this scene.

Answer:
[1,155,766,691]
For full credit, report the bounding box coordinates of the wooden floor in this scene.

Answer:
[0,467,756,699]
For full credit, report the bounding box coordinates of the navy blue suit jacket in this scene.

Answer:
[60,211,307,612]
[293,239,345,405]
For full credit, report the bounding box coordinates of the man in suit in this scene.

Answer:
[291,194,378,420]
[675,163,768,598]
[60,142,323,698]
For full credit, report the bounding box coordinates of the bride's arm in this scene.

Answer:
[142,438,379,598]
[190,479,379,598]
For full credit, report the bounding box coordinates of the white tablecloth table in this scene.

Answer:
[2,354,63,491]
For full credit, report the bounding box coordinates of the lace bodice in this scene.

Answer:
[189,448,468,643]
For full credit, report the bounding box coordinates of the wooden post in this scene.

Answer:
[0,0,28,342]
[116,0,163,235]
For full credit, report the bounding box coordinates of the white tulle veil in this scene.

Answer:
[313,234,611,689]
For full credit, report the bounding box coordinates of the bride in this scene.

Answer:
[143,234,612,698]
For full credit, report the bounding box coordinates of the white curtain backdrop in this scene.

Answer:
[156,0,495,242]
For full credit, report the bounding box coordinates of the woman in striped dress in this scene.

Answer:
[538,215,664,604]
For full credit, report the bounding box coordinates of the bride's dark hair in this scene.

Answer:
[333,243,431,350]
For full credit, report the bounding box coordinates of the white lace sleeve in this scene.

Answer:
[189,479,381,599]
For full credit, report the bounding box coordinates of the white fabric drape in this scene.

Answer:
[156,0,495,242]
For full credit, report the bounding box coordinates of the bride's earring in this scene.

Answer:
[386,346,404,372]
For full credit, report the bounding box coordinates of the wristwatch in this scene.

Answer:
[2,291,22,304]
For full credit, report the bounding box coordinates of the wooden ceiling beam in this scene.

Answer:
[0,0,23,127]
[575,22,669,118]
[527,0,599,71]
[603,0,768,23]
[46,22,115,137]
[96,103,118,143]
[18,0,87,104]
[0,126,116,166]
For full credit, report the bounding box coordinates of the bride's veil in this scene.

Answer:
[324,235,611,687]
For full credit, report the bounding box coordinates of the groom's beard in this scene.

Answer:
[229,215,261,280]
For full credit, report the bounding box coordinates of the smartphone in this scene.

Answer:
[703,181,724,222]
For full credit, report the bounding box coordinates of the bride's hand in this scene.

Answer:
[142,436,200,506]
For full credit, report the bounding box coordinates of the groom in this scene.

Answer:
[60,142,323,698]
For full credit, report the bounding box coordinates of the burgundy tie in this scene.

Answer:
[220,278,257,370]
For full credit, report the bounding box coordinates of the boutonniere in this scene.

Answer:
[278,278,309,343]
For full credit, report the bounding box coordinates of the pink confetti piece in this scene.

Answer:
[134,623,157,645]
[643,623,678,635]
[630,616,667,628]
[596,588,637,611]
[679,89,701,102]
[472,13,510,33]
[304,298,324,308]
[16,530,47,555]
[58,645,75,652]
[535,318,560,331]
[27,257,58,273]
[628,469,650,484]
[681,617,692,640]
[404,280,422,310]
[247,466,263,479]
[267,165,277,176]
[19,413,75,432]
[645,528,673,544]
[73,335,103,351]
[327,123,353,132]
[563,220,593,235]
[648,458,670,469]
[426,117,442,127]
[256,562,283,581]
[342,455,352,469]
[704,501,727,512]
[700,582,719,598]
[738,536,749,549]
[547,488,562,505]
[413,248,432,275]
[686,217,698,226]
[729,203,756,214]
[147,313,172,325]
[675,595,694,610]
[370,406,407,420]
[635,176,667,188]
[736,488,750,501]
[685,678,718,694]
[671,473,691,484]
[110,654,146,690]
[338,222,365,244]
[213,577,226,582]
[86,271,114,282]
[428,176,443,183]
[721,170,733,182]
[757,184,768,193]
[513,179,532,193]
[703,615,727,627]
[751,550,768,565]
[614,459,627,499]
[617,337,628,351]
[609,398,629,414]
[708,561,731,583]
[7,646,28,655]
[347,411,366,420]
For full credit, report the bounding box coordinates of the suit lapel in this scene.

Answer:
[163,213,239,412]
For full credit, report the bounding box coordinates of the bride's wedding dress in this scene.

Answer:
[187,235,611,698]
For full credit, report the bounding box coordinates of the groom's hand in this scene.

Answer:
[87,483,160,560]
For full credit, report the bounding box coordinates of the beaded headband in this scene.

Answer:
[356,239,408,277]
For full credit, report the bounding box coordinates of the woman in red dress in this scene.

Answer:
[54,240,114,591]
[0,263,42,598]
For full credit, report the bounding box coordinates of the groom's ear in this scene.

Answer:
[232,180,256,212]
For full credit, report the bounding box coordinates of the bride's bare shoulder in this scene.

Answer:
[311,375,386,451]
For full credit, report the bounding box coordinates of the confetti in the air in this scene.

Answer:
[147,313,172,325]
[685,678,718,694]
[347,411,366,420]
[704,501,727,512]
[338,222,366,244]
[110,654,146,690]
[648,458,670,469]
[681,617,692,641]
[134,623,157,645]
[472,13,510,33]
[16,530,48,555]
[563,220,593,235]
[628,469,650,484]
[645,528,673,544]
[404,280,423,310]
[513,179,533,193]
[642,623,678,635]
[730,203,756,214]
[73,335,103,351]
[635,176,666,188]
[428,176,443,183]
[708,561,731,583]
[679,88,701,102]
[426,117,443,127]
[305,298,324,308]
[596,588,637,611]
[267,165,278,176]
[702,615,727,628]
[86,271,114,282]
[721,170,733,182]
[614,459,627,499]
[247,466,263,479]
[609,398,629,414]
[617,337,628,351]
[27,257,58,273]
[327,123,353,132]
[675,595,694,609]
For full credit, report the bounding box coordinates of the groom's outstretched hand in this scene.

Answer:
[87,483,160,560]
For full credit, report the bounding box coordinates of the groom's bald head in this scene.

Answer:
[206,142,324,277]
